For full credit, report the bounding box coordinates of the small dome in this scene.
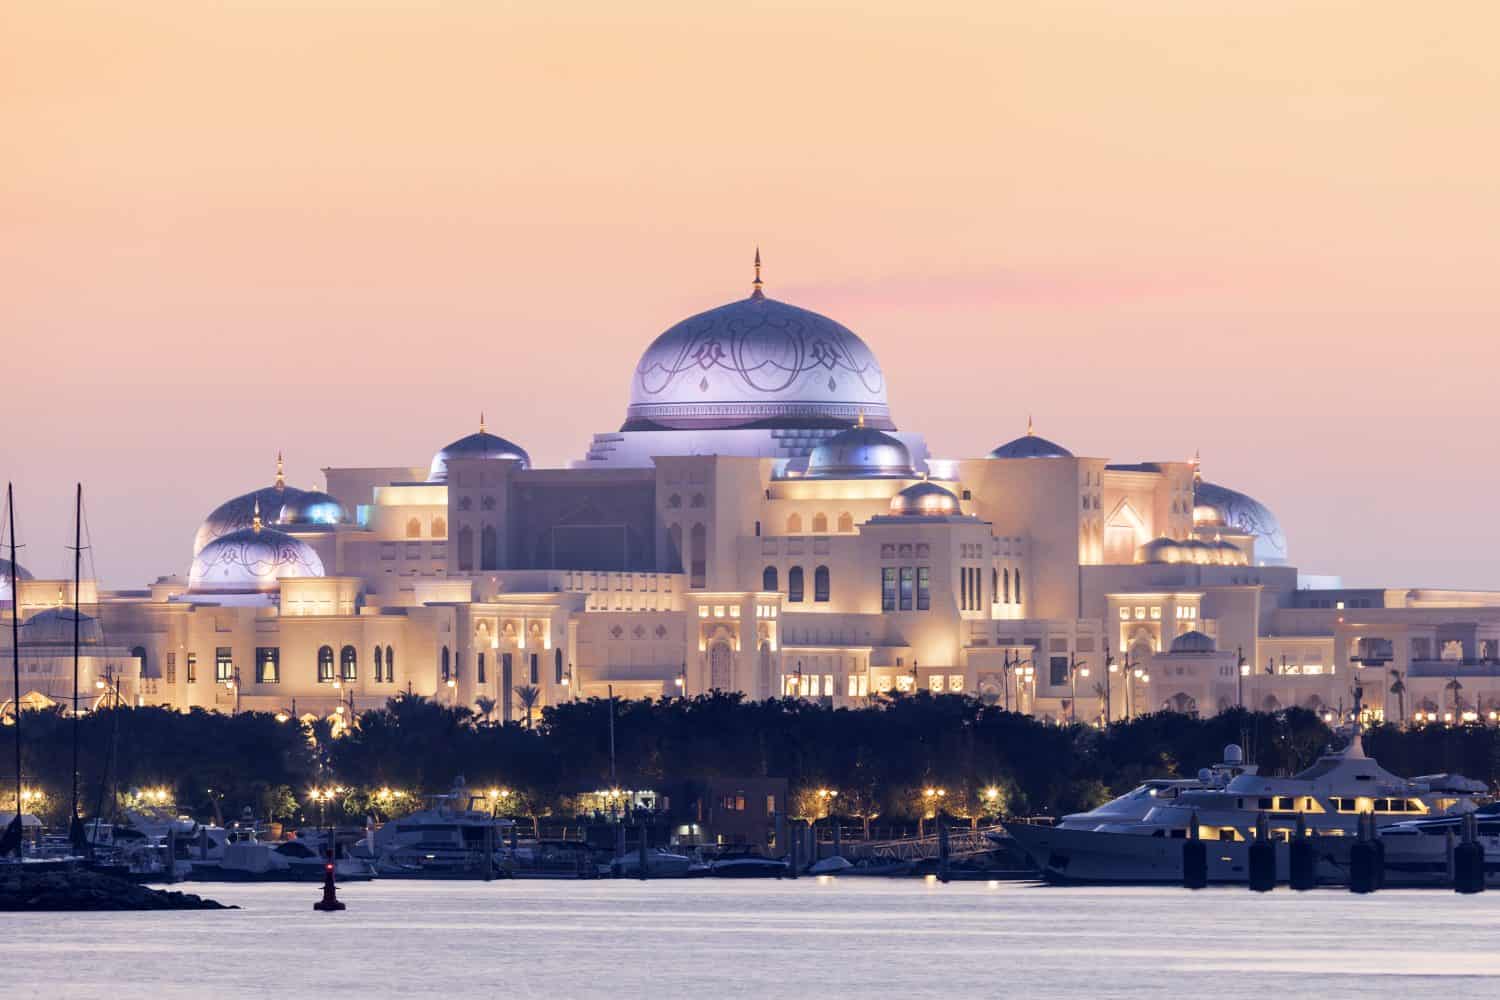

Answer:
[0,557,32,602]
[277,490,348,527]
[1212,539,1249,567]
[189,526,325,594]
[1170,630,1216,654]
[889,481,961,517]
[1194,476,1287,565]
[427,422,531,483]
[805,422,913,479]
[22,608,104,646]
[988,419,1072,459]
[1136,537,1185,564]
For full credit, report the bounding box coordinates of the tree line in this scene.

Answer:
[9,692,1500,829]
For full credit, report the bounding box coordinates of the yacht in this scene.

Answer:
[1006,733,1486,884]
[1336,802,1500,887]
[192,836,375,882]
[609,846,695,878]
[372,779,513,877]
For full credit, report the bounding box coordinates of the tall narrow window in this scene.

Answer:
[406,517,422,538]
[899,567,914,611]
[374,646,384,682]
[441,646,450,682]
[754,520,761,537]
[1015,568,1022,604]
[340,645,357,681]
[992,568,999,605]
[788,566,805,603]
[215,647,233,683]
[385,645,395,683]
[882,568,897,612]
[186,653,196,683]
[763,565,778,592]
[555,647,564,684]
[481,525,498,570]
[477,652,486,684]
[917,568,931,611]
[1003,568,1011,604]
[529,653,539,685]
[457,526,474,571]
[960,568,969,610]
[256,647,280,684]
[318,645,334,684]
[501,654,513,722]
[814,565,830,603]
[689,523,707,589]
[431,516,447,538]
[667,523,683,573]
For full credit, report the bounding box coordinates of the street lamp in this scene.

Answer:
[1067,656,1090,725]
[222,664,241,714]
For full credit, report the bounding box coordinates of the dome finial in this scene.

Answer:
[751,246,764,299]
[275,451,285,490]
[480,411,486,435]
[1026,414,1035,437]
[252,498,263,534]
[1193,448,1202,483]
[856,409,865,429]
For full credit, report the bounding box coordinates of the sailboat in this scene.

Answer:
[2,483,26,858]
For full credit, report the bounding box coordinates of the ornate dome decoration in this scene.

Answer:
[889,481,962,518]
[0,557,32,602]
[988,417,1073,459]
[805,414,914,479]
[277,490,349,527]
[427,413,531,483]
[193,452,310,555]
[1135,535,1250,567]
[625,253,891,432]
[1192,454,1287,565]
[1169,630,1217,654]
[188,501,325,593]
[21,607,103,646]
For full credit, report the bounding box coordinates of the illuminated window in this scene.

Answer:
[215,647,233,683]
[318,645,335,683]
[1151,607,1162,620]
[1135,607,1146,620]
[786,513,802,534]
[1119,607,1130,620]
[812,513,828,533]
[882,568,897,612]
[406,517,421,538]
[837,512,854,533]
[431,516,447,538]
[340,645,357,681]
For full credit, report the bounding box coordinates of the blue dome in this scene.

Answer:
[806,423,913,479]
[988,421,1073,459]
[194,483,306,555]
[427,428,531,483]
[189,526,325,593]
[21,607,103,646]
[278,490,348,527]
[1194,479,1287,565]
[626,278,890,431]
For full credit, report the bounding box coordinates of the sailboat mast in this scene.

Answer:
[8,483,21,843]
[72,482,81,827]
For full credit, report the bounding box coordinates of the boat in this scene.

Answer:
[709,848,788,878]
[1006,733,1487,884]
[372,778,513,877]
[808,856,853,875]
[609,847,694,878]
[1324,801,1500,887]
[191,836,375,882]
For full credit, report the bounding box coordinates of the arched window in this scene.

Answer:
[374,646,384,681]
[431,516,447,539]
[406,517,422,538]
[992,568,998,604]
[340,645,357,681]
[317,645,334,683]
[814,565,830,603]
[441,646,451,682]
[709,641,733,691]
[689,523,706,589]
[457,525,474,570]
[385,645,394,683]
[786,513,802,534]
[788,566,805,603]
[1003,568,1011,604]
[811,512,828,534]
[1014,568,1022,604]
[480,525,498,570]
[667,523,683,573]
[555,647,564,684]
[762,566,779,592]
[837,512,854,533]
[130,645,149,678]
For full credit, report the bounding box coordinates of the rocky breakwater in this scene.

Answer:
[1,867,235,911]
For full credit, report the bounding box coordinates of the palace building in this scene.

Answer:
[6,258,1500,729]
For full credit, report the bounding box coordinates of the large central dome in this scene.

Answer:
[625,268,890,432]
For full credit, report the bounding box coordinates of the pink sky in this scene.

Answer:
[3,2,1498,588]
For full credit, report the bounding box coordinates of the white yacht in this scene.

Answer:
[372,779,513,877]
[1340,803,1500,887]
[1007,733,1486,884]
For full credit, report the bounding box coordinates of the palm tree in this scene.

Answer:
[513,685,541,729]
[1092,681,1109,726]
[1388,669,1406,725]
[1445,677,1464,720]
[473,695,496,726]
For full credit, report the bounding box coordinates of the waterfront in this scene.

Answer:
[5,879,1500,998]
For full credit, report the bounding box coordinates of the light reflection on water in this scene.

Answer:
[5,880,1500,999]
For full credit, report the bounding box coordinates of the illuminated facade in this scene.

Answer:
[6,262,1500,729]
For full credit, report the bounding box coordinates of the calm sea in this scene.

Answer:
[6,879,1500,998]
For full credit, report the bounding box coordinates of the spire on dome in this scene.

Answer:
[275,451,285,490]
[1193,448,1202,483]
[751,247,764,299]
[480,411,486,435]
[1026,414,1035,437]
[252,498,263,534]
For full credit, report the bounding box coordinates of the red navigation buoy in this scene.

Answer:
[313,861,346,912]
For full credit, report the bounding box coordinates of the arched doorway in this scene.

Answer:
[709,640,733,691]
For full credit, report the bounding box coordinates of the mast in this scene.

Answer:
[7,484,21,856]
[71,483,81,834]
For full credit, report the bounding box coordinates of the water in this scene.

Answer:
[6,879,1500,998]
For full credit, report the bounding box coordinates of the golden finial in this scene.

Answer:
[856,409,865,429]
[1192,448,1202,483]
[751,246,764,298]
[1026,414,1035,437]
[480,411,486,435]
[252,498,263,534]
[275,451,285,490]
